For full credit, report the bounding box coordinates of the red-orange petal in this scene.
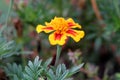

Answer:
[49,32,67,45]
[66,18,81,29]
[42,27,54,30]
[66,29,77,36]
[68,22,75,27]
[66,29,85,42]
[36,25,54,33]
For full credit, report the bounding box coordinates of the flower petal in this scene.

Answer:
[49,32,67,45]
[36,25,54,33]
[66,29,85,42]
[66,18,81,29]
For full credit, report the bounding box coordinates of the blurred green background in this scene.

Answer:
[0,0,120,80]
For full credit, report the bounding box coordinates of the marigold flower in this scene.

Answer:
[36,17,85,45]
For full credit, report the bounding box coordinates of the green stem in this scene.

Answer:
[5,0,13,27]
[55,45,62,66]
[0,0,13,34]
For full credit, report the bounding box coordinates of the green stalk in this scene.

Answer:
[5,0,13,28]
[0,0,13,34]
[55,45,62,66]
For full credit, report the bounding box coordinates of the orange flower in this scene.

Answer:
[36,17,85,45]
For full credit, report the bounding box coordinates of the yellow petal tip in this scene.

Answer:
[36,25,43,33]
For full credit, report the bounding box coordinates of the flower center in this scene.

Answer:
[55,20,68,32]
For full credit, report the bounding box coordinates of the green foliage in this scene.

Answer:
[97,0,120,55]
[97,0,120,31]
[0,35,19,59]
[68,63,84,77]
[114,73,120,80]
[4,63,23,80]
[4,56,84,80]
[46,63,83,80]
[24,56,43,80]
[47,64,69,80]
[0,0,19,59]
[15,0,71,26]
[2,0,120,79]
